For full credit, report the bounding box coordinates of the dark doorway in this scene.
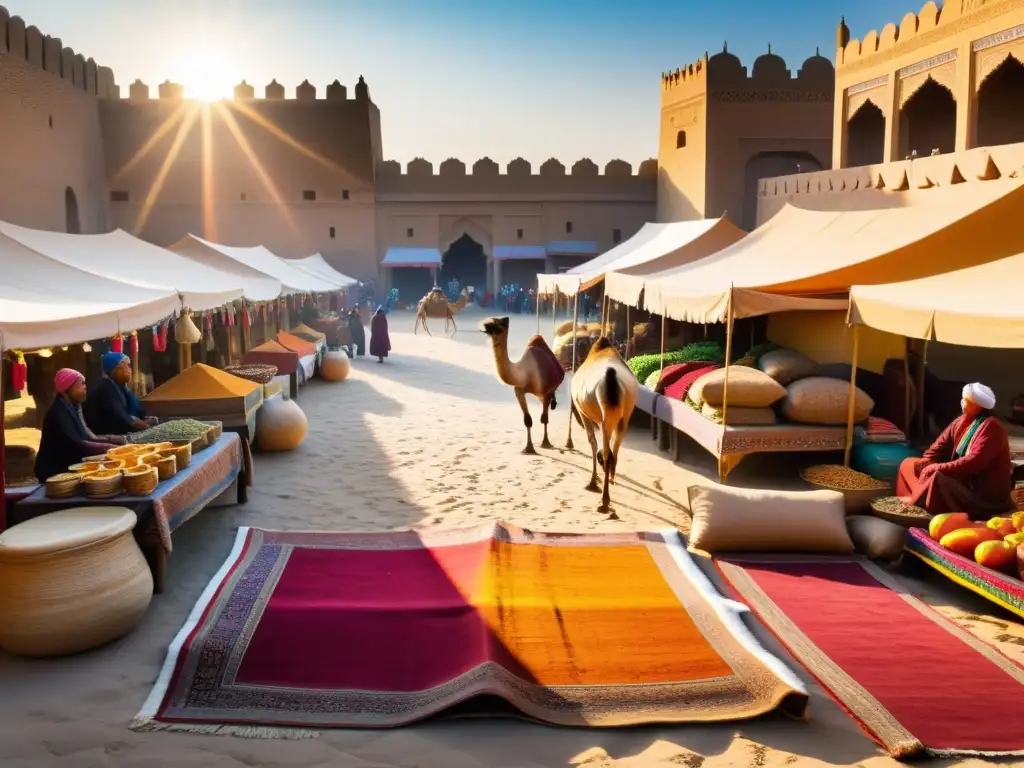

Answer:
[439,234,488,293]
[898,77,956,158]
[742,150,824,231]
[65,186,80,234]
[977,56,1024,149]
[847,100,885,167]
[390,268,434,308]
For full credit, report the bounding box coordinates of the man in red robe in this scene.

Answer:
[896,382,1013,519]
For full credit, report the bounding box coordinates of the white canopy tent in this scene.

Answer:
[537,218,744,299]
[0,230,185,350]
[0,220,259,310]
[289,253,356,289]
[170,235,337,295]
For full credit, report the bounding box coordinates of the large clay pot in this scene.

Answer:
[0,507,153,657]
[320,349,351,382]
[256,394,308,451]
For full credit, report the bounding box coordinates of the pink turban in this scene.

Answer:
[54,368,84,394]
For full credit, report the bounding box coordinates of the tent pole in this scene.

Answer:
[659,314,667,373]
[551,286,558,341]
[535,289,541,335]
[916,339,929,438]
[625,304,631,360]
[843,324,861,468]
[722,289,735,431]
[903,341,912,435]
[0,345,6,533]
[567,290,579,451]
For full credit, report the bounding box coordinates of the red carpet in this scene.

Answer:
[133,523,808,733]
[717,555,1024,759]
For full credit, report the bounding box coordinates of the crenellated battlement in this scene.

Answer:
[0,5,117,97]
[114,76,374,102]
[661,43,834,108]
[835,1,1004,71]
[377,157,658,179]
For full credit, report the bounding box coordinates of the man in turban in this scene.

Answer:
[34,369,125,482]
[85,352,155,436]
[896,382,1013,519]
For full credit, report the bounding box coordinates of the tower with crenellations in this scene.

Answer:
[657,43,835,229]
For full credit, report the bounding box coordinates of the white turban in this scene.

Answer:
[963,382,996,410]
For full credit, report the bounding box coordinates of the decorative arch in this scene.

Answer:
[898,76,956,158]
[741,150,824,231]
[847,99,885,167]
[438,216,493,256]
[976,54,1024,149]
[64,186,80,234]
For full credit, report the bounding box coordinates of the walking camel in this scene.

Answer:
[480,316,565,454]
[414,288,468,336]
[569,337,638,515]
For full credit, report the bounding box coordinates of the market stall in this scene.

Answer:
[276,330,319,383]
[10,430,249,592]
[242,340,300,399]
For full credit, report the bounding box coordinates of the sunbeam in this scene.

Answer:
[112,103,188,184]
[133,102,201,235]
[227,100,352,177]
[200,105,217,241]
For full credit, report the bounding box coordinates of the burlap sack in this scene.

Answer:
[781,376,875,426]
[688,366,787,408]
[758,348,819,386]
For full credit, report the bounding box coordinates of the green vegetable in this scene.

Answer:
[744,342,780,364]
[627,341,725,384]
[127,419,211,444]
[644,370,661,389]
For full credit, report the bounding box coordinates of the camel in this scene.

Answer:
[414,288,468,336]
[569,337,638,515]
[480,316,565,454]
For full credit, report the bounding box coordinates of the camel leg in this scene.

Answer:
[566,400,583,451]
[608,417,626,485]
[540,394,553,449]
[583,419,599,492]
[514,387,536,455]
[599,423,613,513]
[448,312,457,337]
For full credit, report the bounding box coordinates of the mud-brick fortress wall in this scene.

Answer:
[0,6,115,234]
[657,46,835,230]
[101,77,383,280]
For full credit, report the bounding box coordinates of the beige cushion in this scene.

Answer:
[701,402,777,426]
[846,515,907,561]
[781,376,875,426]
[688,366,787,409]
[687,484,854,554]
[758,348,819,386]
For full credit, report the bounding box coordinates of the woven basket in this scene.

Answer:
[160,440,192,469]
[82,454,108,463]
[123,466,158,496]
[141,453,177,481]
[869,497,933,528]
[44,473,82,499]
[190,432,209,453]
[225,363,278,385]
[106,445,143,461]
[68,462,104,475]
[84,471,123,499]
[799,468,892,515]
[205,421,223,442]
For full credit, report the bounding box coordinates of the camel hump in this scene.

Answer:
[526,335,565,388]
[590,336,615,354]
[526,334,552,352]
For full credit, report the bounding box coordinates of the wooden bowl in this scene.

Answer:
[44,473,82,499]
[123,465,158,496]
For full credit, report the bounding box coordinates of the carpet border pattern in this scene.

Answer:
[132,523,808,734]
[716,553,1024,760]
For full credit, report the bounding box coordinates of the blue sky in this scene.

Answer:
[19,0,912,167]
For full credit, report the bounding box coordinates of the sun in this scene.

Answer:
[175,48,238,102]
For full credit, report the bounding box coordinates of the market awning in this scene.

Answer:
[494,245,546,261]
[643,177,1024,323]
[380,247,442,268]
[289,253,356,288]
[545,240,598,256]
[849,251,1024,348]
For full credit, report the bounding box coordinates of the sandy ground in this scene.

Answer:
[2,307,1023,768]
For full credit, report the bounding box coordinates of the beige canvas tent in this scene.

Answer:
[289,253,356,289]
[536,218,744,299]
[636,177,1024,323]
[849,252,1024,348]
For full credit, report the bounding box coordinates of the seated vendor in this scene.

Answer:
[85,352,156,436]
[34,368,126,482]
[896,382,1013,519]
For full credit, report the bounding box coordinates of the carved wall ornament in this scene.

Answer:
[898,49,958,79]
[976,45,1024,86]
[709,89,832,103]
[848,91,887,119]
[848,74,888,95]
[899,64,957,109]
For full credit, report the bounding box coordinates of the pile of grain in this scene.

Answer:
[144,364,258,401]
[127,419,211,445]
[802,464,889,491]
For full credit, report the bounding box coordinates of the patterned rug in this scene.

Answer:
[133,523,807,734]
[716,555,1024,759]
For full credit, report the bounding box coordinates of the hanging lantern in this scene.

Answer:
[241,303,250,329]
[129,330,139,358]
[11,351,27,393]
[111,334,124,354]
[175,311,202,345]
[82,342,92,353]
[159,323,169,351]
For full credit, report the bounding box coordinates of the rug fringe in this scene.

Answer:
[927,747,1024,758]
[129,717,320,740]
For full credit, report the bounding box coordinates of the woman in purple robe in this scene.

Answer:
[369,306,391,363]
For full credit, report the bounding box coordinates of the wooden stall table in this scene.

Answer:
[8,433,252,594]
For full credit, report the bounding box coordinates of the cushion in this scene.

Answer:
[689,366,787,409]
[781,376,875,426]
[656,361,716,396]
[846,515,907,561]
[663,363,720,402]
[687,484,854,554]
[700,402,777,426]
[758,348,819,386]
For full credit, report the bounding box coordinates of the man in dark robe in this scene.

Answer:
[896,382,1013,519]
[85,352,154,436]
[34,368,124,481]
[369,305,391,363]
[348,308,366,356]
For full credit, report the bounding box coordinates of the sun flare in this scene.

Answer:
[175,47,238,102]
